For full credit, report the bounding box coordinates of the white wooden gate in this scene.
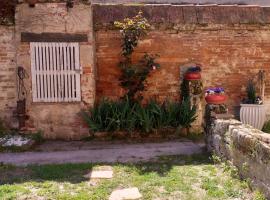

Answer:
[30,42,81,102]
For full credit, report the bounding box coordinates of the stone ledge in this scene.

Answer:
[205,118,270,198]
[93,4,270,30]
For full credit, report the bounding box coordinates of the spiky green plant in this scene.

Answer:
[82,98,197,134]
[246,79,256,104]
[178,98,197,129]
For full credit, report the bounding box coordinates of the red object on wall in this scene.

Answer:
[184,72,201,80]
[205,94,227,105]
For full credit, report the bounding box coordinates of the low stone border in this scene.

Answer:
[205,118,270,199]
[89,128,195,142]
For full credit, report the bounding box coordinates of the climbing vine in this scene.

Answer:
[114,11,160,102]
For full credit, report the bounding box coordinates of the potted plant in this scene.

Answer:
[240,79,265,130]
[205,87,227,105]
[184,66,201,81]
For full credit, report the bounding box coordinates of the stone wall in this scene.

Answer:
[94,4,270,118]
[0,25,17,128]
[15,3,96,139]
[205,118,270,199]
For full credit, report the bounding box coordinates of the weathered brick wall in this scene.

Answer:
[0,25,17,128]
[94,4,270,118]
[205,118,270,198]
[4,3,270,139]
[15,3,96,139]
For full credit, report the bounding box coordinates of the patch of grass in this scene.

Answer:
[186,132,204,141]
[254,190,267,200]
[202,177,225,197]
[0,184,30,199]
[0,154,263,200]
[30,163,92,181]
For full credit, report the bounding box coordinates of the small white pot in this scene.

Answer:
[240,104,266,130]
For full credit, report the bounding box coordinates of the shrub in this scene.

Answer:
[82,98,197,134]
[0,119,7,137]
[262,120,270,133]
[30,130,45,144]
[82,98,137,133]
[114,11,160,101]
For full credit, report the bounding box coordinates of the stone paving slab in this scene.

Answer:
[109,187,142,200]
[0,141,205,166]
[84,166,114,179]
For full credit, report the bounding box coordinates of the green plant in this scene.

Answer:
[31,130,45,144]
[178,98,197,133]
[114,11,150,57]
[243,79,257,104]
[0,119,6,137]
[254,190,267,200]
[114,11,160,101]
[262,120,270,133]
[82,98,138,133]
[82,98,197,134]
[119,53,160,101]
[180,79,190,101]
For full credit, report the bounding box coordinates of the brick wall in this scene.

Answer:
[3,3,270,139]
[94,4,270,117]
[0,25,17,128]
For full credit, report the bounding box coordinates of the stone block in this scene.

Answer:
[109,187,142,200]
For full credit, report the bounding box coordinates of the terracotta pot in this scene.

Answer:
[240,104,266,130]
[184,72,201,80]
[27,0,37,7]
[205,94,227,105]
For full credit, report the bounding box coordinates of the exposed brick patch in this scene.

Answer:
[95,27,270,114]
[0,26,17,128]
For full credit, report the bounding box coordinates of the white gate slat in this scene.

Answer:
[67,45,71,101]
[48,44,54,102]
[34,44,40,100]
[59,43,64,101]
[30,43,37,102]
[56,44,61,102]
[36,43,40,100]
[43,43,48,101]
[74,43,81,101]
[30,42,81,103]
[37,44,41,100]
[39,43,44,101]
[63,44,68,102]
[70,44,74,101]
[52,43,56,102]
[45,43,51,102]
